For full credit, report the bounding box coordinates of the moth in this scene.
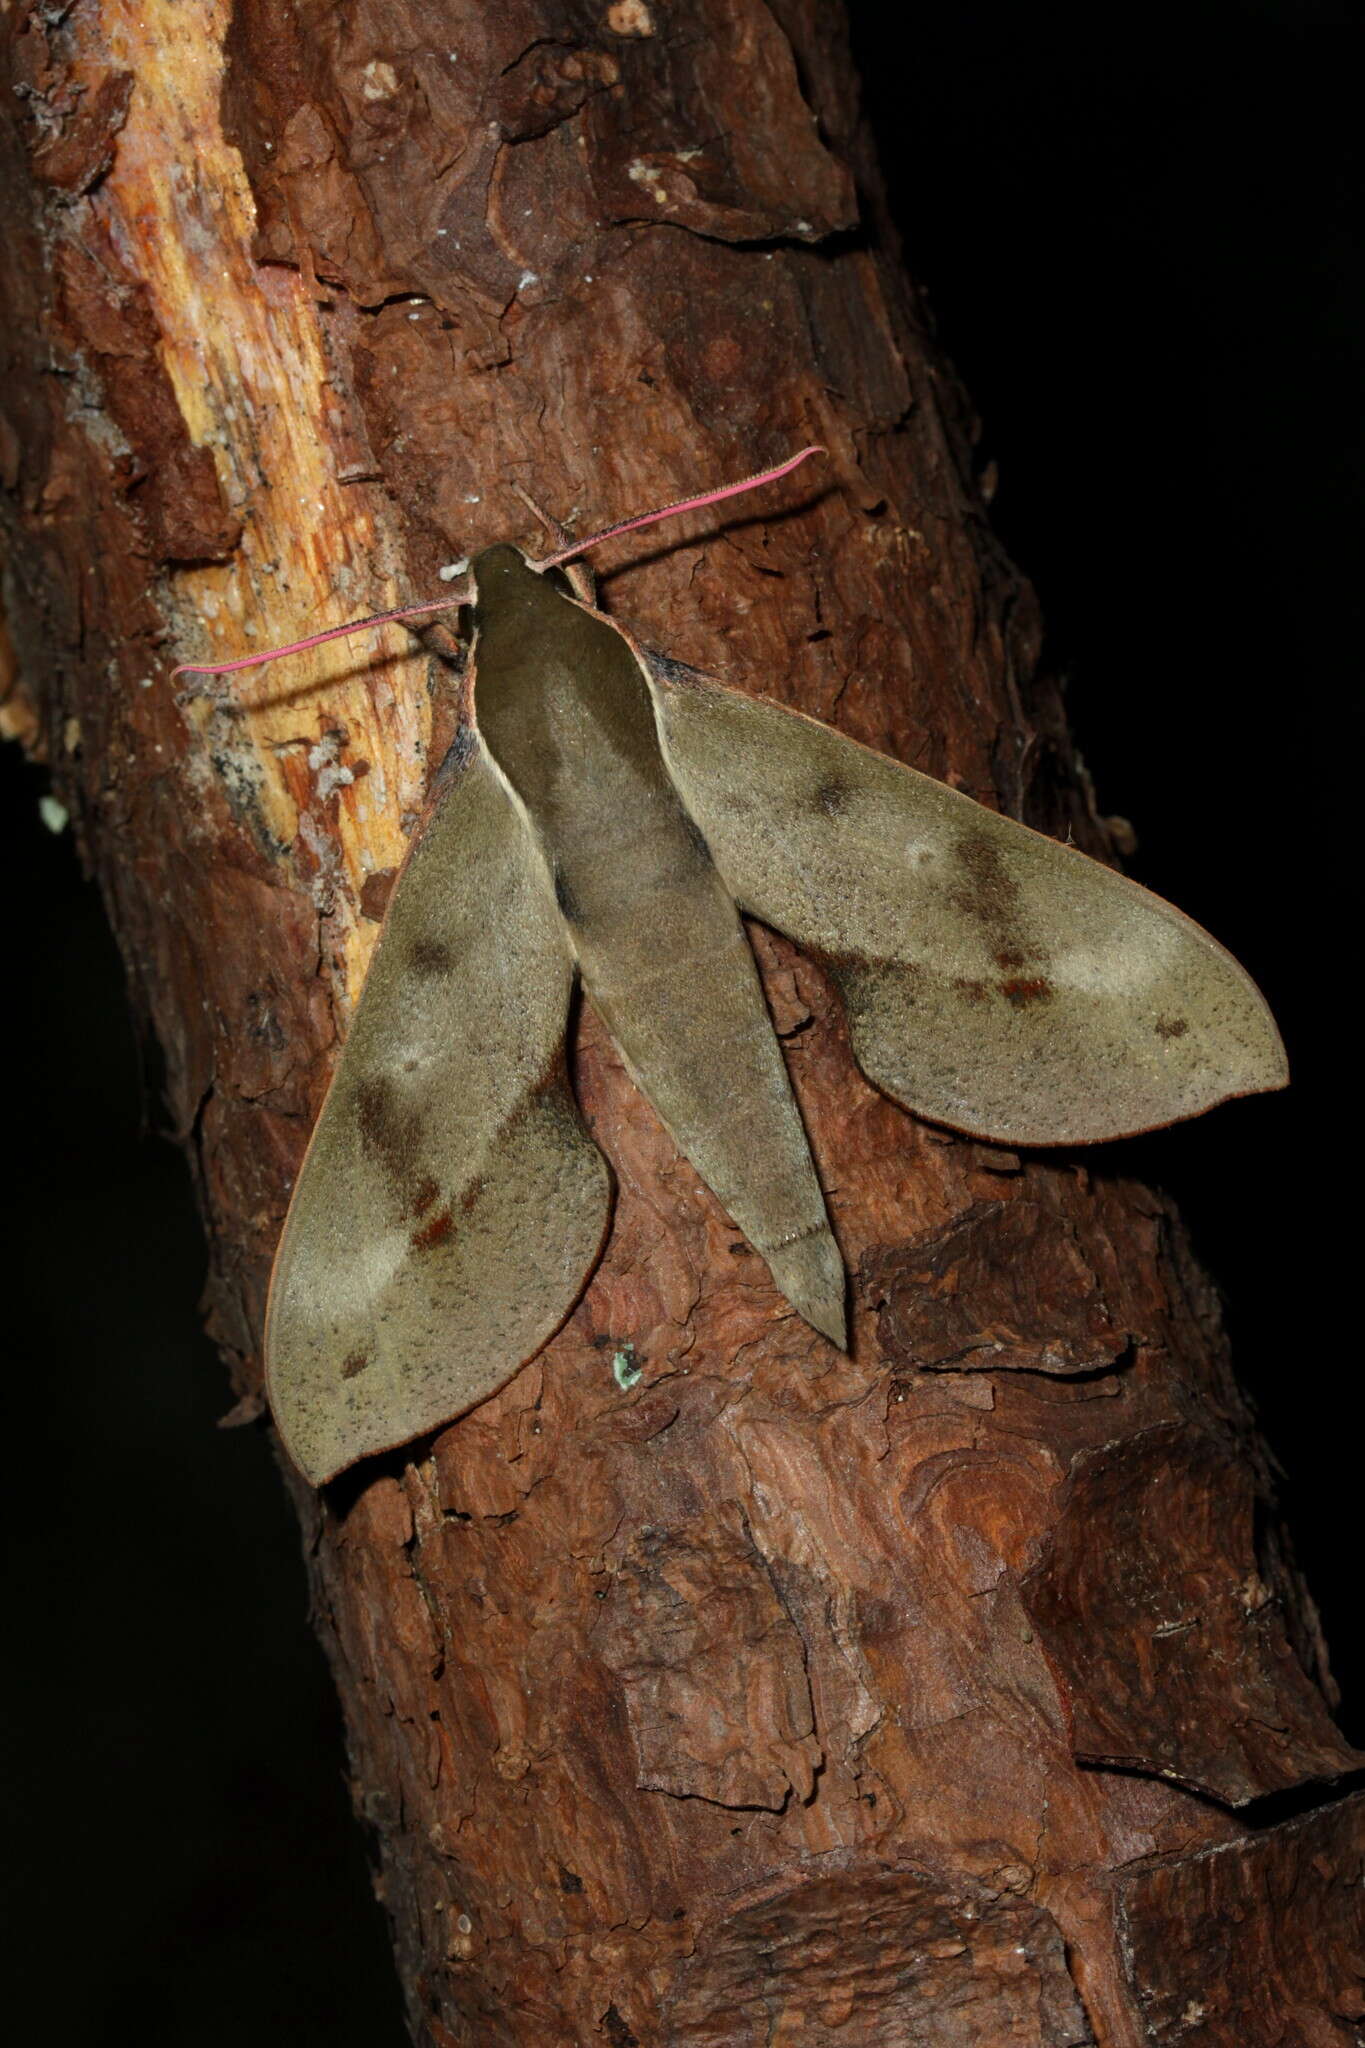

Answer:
[176,450,1286,1485]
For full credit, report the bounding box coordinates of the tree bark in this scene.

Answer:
[3,3,1361,2044]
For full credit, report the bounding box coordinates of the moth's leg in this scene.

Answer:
[513,482,596,605]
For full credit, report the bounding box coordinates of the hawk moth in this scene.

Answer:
[177,451,1285,1484]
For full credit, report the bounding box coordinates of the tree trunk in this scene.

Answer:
[3,2,1360,2043]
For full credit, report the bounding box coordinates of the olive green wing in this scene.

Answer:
[650,666,1287,1146]
[265,735,611,1486]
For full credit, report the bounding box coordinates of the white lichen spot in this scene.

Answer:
[464,493,481,504]
[360,59,400,101]
[38,794,69,834]
[308,733,356,803]
[518,269,539,289]
[1241,1572,1270,1612]
[606,0,655,34]
[438,559,469,582]
[408,311,421,321]
[627,160,667,203]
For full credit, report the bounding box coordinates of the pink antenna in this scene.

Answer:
[538,444,826,570]
[170,445,825,679]
[170,596,462,679]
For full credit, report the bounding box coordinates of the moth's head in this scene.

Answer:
[471,543,542,606]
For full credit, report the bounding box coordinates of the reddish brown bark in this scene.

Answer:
[3,3,1360,2043]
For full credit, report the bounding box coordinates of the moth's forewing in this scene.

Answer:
[649,665,1287,1146]
[265,735,611,1485]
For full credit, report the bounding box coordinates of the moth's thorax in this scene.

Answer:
[470,542,709,927]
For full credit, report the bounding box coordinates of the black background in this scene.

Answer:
[5,7,1359,2041]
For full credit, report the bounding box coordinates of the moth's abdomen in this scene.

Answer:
[574,859,846,1349]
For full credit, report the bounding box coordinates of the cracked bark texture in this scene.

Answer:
[2,3,1361,2044]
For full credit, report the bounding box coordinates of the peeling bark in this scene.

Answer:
[2,3,1360,2043]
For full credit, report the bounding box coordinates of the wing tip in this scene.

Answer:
[764,1227,848,1352]
[272,1393,471,1489]
[268,1397,366,1489]
[1184,1001,1289,1123]
[1251,1028,1292,1097]
[1205,1043,1289,1121]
